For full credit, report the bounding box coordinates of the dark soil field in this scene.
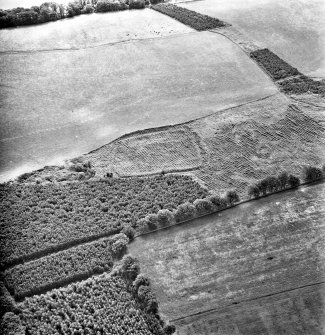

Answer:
[129,182,325,334]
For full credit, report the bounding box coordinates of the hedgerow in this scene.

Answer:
[137,191,240,233]
[250,48,301,80]
[151,3,227,31]
[0,175,207,268]
[18,257,175,335]
[3,235,129,300]
[279,75,325,96]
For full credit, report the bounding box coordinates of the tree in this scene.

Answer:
[225,190,240,206]
[164,324,176,335]
[209,194,227,210]
[146,213,158,230]
[193,198,214,215]
[248,185,260,199]
[129,0,145,9]
[265,176,280,193]
[278,172,288,189]
[122,224,135,240]
[133,274,150,295]
[288,174,300,188]
[257,179,268,196]
[173,202,196,223]
[157,209,173,227]
[304,166,323,183]
[121,255,140,281]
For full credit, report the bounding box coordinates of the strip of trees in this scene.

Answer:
[248,165,324,199]
[136,190,240,234]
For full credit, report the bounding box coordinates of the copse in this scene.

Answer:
[304,166,323,183]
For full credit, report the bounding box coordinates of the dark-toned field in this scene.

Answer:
[129,182,325,334]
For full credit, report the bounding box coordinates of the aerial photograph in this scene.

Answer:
[0,0,324,334]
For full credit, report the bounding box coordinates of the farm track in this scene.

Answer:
[169,280,325,323]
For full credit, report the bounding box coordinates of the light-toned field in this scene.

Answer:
[129,182,325,334]
[86,93,325,198]
[179,0,325,77]
[0,9,193,52]
[0,24,278,181]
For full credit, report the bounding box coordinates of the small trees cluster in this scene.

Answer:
[136,190,240,234]
[248,172,300,199]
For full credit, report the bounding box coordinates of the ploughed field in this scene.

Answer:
[179,0,325,77]
[0,10,277,182]
[129,182,325,335]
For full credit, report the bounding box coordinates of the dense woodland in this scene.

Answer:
[0,175,208,268]
[2,257,173,335]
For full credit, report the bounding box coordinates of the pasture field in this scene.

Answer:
[129,182,325,334]
[179,0,325,77]
[0,27,277,182]
[86,93,325,197]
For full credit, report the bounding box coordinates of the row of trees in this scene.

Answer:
[248,165,324,199]
[0,0,165,29]
[136,190,240,234]
[250,48,301,81]
[279,75,325,96]
[152,3,226,31]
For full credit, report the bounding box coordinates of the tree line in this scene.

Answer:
[0,0,165,29]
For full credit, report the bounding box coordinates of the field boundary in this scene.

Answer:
[132,179,325,239]
[169,281,325,323]
[86,92,281,157]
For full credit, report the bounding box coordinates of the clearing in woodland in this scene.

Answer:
[129,182,325,335]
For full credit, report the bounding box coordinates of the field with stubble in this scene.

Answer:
[129,182,325,334]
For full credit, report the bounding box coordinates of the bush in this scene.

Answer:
[157,209,174,227]
[121,255,140,281]
[248,185,260,199]
[304,166,323,183]
[209,194,227,210]
[173,202,196,223]
[111,233,129,258]
[164,324,176,335]
[278,171,288,189]
[145,213,159,230]
[288,174,300,188]
[0,312,24,335]
[193,198,214,215]
[225,190,240,206]
[129,0,145,9]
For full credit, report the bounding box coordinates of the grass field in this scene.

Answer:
[179,0,325,77]
[0,25,277,182]
[86,93,325,198]
[129,182,325,334]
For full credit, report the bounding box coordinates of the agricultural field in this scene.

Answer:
[179,0,325,77]
[0,175,207,268]
[0,23,277,182]
[86,93,325,198]
[129,182,325,334]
